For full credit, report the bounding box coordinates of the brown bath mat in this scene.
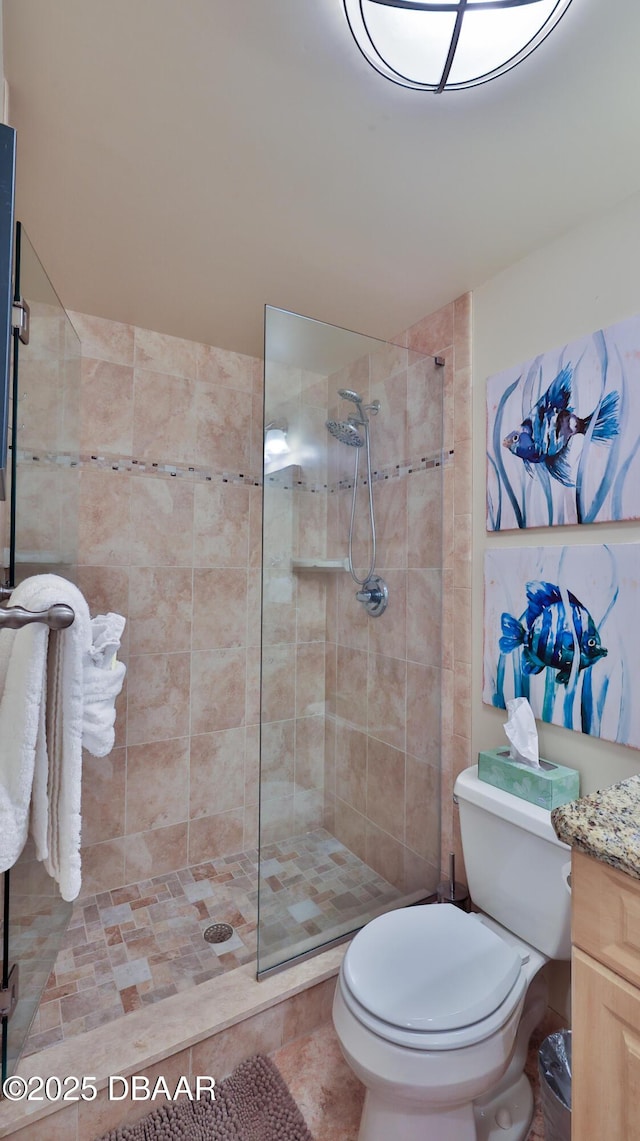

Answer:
[96,1053,314,1141]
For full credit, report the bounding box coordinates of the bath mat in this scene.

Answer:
[95,1053,314,1141]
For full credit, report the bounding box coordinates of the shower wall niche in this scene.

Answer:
[258,307,445,974]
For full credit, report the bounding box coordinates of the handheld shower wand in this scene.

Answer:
[326,390,387,616]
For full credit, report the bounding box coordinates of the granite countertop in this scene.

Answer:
[551,773,640,880]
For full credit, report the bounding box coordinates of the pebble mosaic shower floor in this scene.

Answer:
[22,829,401,1057]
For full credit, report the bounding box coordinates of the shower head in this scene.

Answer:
[338,388,364,405]
[326,419,365,447]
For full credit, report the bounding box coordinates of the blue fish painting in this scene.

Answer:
[484,545,640,749]
[499,580,607,686]
[485,317,640,531]
[502,365,619,487]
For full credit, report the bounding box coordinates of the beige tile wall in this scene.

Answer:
[323,340,448,894]
[67,313,264,895]
[260,362,329,842]
[259,316,470,900]
[17,297,470,901]
[400,294,473,881]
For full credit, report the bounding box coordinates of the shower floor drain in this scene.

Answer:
[203,922,234,945]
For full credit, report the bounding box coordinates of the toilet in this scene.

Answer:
[332,763,572,1141]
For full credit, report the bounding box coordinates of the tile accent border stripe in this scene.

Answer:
[15,447,454,492]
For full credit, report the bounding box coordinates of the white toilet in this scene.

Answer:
[332,763,572,1141]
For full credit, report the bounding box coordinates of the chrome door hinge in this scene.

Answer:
[11,298,30,345]
[0,963,19,1020]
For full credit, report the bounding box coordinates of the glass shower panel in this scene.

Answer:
[2,224,80,1077]
[9,224,81,583]
[258,306,444,976]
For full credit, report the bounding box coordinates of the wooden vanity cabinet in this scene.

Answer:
[571,847,640,1140]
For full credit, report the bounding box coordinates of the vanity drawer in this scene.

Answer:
[572,848,640,990]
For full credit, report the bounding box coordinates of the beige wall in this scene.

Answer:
[323,342,444,894]
[400,297,472,884]
[68,312,264,896]
[0,297,473,901]
[471,191,640,1021]
[260,359,330,844]
[473,190,640,796]
[69,295,471,901]
[242,297,473,896]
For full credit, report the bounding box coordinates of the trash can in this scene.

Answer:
[538,1029,571,1141]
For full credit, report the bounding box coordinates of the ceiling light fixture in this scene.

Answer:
[343,0,574,92]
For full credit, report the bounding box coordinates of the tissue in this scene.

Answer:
[503,697,540,770]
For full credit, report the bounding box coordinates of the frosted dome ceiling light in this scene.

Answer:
[343,0,574,92]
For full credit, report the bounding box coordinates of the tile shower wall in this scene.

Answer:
[311,296,471,893]
[67,312,264,896]
[261,362,330,844]
[22,299,469,901]
[261,295,472,898]
[400,296,473,882]
[323,343,445,893]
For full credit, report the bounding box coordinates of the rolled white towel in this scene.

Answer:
[88,612,126,669]
[81,612,126,757]
[82,658,126,758]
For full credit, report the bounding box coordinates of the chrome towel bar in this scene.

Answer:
[0,603,75,630]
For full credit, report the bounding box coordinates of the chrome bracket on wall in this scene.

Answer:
[356,575,388,617]
[11,297,30,345]
[0,963,19,1021]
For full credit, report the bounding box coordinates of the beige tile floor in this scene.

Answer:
[273,1014,561,1140]
[22,830,400,1057]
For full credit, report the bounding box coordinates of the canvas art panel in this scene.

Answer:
[483,544,640,749]
[486,313,640,531]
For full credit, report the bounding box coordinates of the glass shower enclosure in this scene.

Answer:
[1,223,81,1078]
[257,306,444,975]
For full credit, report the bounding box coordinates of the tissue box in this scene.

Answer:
[477,748,580,810]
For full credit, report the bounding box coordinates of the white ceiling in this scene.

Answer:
[3,0,640,360]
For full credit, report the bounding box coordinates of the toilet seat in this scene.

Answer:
[339,905,527,1051]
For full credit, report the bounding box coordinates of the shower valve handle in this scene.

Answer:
[355,576,388,617]
[356,585,382,604]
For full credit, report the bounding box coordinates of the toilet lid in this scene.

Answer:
[342,906,522,1033]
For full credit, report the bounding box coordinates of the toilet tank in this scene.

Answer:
[454,765,572,960]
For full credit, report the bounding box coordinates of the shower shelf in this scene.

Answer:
[3,548,74,565]
[291,557,349,572]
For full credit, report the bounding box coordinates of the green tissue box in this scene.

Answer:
[477,748,580,811]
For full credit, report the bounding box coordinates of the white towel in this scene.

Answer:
[0,615,48,876]
[9,574,93,901]
[82,612,127,757]
[88,612,126,669]
[0,575,126,901]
